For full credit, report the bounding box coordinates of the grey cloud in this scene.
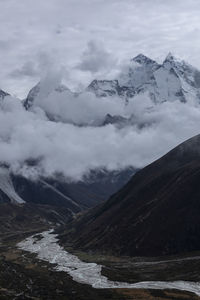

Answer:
[1,0,200,96]
[0,0,200,182]
[77,40,117,73]
[1,88,200,182]
[10,61,39,78]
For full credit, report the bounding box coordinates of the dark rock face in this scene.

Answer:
[102,114,130,126]
[59,134,200,257]
[0,89,9,99]
[66,168,135,207]
[131,53,159,66]
[87,80,121,97]
[11,168,135,209]
[11,175,82,213]
[0,164,135,214]
[24,82,41,109]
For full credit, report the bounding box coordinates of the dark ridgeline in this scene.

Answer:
[0,168,134,209]
[59,134,200,257]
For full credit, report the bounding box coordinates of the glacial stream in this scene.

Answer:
[17,230,200,296]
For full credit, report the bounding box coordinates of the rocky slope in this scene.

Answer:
[59,134,200,257]
[0,165,135,211]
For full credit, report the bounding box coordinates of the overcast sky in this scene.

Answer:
[1,0,200,180]
[1,0,200,97]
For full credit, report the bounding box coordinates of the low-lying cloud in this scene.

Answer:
[1,89,200,182]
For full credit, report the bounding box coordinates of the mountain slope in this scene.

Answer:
[59,134,200,256]
[0,166,82,213]
[0,168,24,204]
[0,165,135,211]
[12,169,135,208]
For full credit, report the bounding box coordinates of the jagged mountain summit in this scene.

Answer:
[86,53,160,100]
[88,53,194,104]
[23,53,200,127]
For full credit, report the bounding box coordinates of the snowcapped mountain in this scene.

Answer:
[23,53,200,127]
[89,53,200,105]
[1,52,200,209]
[88,53,197,104]
[87,54,160,101]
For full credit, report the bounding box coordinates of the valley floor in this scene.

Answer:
[0,225,200,299]
[1,229,198,300]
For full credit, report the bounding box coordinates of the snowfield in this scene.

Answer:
[17,230,200,296]
[0,167,25,204]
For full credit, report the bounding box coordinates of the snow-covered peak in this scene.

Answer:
[118,54,159,89]
[163,53,200,94]
[163,52,183,71]
[163,53,194,74]
[131,54,158,67]
[24,53,200,127]
[81,53,200,107]
[164,52,176,62]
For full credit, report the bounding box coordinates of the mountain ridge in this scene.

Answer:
[59,133,200,257]
[0,53,200,211]
[20,53,200,127]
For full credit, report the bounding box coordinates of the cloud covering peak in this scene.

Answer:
[1,53,200,182]
[1,94,200,181]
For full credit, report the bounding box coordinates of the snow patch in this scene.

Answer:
[0,167,25,204]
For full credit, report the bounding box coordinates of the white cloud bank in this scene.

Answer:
[1,90,200,181]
